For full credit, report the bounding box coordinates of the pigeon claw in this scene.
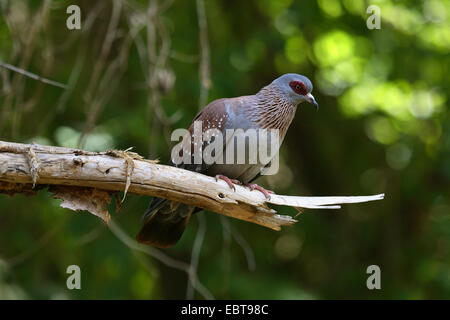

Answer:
[215,174,240,191]
[245,183,274,200]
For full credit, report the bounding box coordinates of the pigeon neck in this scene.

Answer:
[250,84,298,138]
[255,83,295,106]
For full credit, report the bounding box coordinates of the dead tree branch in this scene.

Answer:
[0,140,384,230]
[0,61,67,89]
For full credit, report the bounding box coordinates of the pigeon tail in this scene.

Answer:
[136,198,195,248]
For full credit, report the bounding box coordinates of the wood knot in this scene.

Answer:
[73,158,84,167]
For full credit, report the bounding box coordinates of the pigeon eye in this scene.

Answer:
[289,80,307,95]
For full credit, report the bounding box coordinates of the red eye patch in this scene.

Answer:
[289,80,307,96]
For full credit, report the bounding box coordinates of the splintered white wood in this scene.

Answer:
[269,194,385,209]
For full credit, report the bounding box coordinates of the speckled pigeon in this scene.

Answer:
[137,73,318,248]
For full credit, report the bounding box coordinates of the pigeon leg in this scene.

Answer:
[215,174,241,191]
[244,183,275,200]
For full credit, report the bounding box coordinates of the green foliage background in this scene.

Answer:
[0,0,449,299]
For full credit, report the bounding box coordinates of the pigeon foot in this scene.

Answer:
[244,183,274,200]
[215,174,241,191]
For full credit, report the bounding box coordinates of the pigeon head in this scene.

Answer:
[272,73,318,110]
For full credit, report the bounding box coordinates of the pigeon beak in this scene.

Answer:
[306,93,319,110]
